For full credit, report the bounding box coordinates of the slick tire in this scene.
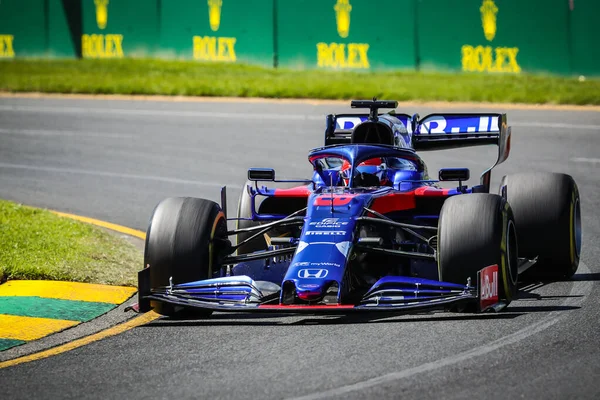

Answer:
[145,197,228,317]
[236,181,268,255]
[500,173,581,280]
[438,194,518,305]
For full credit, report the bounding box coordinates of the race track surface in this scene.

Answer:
[0,97,599,399]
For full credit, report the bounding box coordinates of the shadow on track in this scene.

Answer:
[571,272,600,281]
[142,311,523,327]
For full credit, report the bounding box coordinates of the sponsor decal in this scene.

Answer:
[193,0,237,62]
[480,0,497,41]
[298,269,328,279]
[317,42,369,69]
[334,0,351,38]
[208,0,222,31]
[0,35,15,58]
[418,115,499,135]
[298,284,320,288]
[305,231,346,236]
[293,261,310,267]
[193,36,236,62]
[82,0,124,58]
[82,34,124,58]
[314,195,355,206]
[461,0,521,73]
[309,218,349,228]
[479,264,499,311]
[310,262,341,268]
[316,0,370,69]
[95,0,109,29]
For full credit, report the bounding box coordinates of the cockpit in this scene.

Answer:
[310,152,426,189]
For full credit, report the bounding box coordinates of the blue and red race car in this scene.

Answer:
[136,99,581,317]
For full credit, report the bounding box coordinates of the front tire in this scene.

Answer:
[145,197,228,317]
[438,194,518,304]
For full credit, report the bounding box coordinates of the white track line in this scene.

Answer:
[571,157,600,164]
[289,262,593,400]
[1,105,598,130]
[0,128,136,139]
[0,105,322,121]
[513,122,600,130]
[0,162,226,188]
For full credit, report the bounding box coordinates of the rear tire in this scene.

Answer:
[145,197,228,317]
[500,173,581,280]
[438,194,518,305]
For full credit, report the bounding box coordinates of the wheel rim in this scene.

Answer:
[573,197,582,260]
[506,219,518,285]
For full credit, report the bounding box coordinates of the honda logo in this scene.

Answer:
[298,269,328,279]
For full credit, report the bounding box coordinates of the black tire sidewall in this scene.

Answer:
[501,173,580,279]
[144,197,226,316]
[438,194,517,303]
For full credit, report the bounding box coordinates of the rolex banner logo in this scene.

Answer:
[208,0,223,32]
[83,0,123,58]
[480,0,498,42]
[316,0,369,69]
[334,0,352,39]
[94,0,109,30]
[193,0,236,62]
[461,0,521,73]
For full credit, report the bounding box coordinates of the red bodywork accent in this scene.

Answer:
[273,186,312,197]
[314,194,356,206]
[369,193,417,215]
[369,186,451,215]
[414,186,452,197]
[272,185,451,214]
[258,305,355,310]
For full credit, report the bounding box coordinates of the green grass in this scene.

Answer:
[0,200,142,286]
[1,59,599,105]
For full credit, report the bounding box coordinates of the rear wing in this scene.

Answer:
[414,113,503,151]
[415,113,511,191]
[324,112,511,192]
[324,113,412,145]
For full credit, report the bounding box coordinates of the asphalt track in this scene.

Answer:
[0,96,599,399]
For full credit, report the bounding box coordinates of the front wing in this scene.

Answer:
[138,266,504,315]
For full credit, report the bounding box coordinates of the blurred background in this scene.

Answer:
[0,0,598,77]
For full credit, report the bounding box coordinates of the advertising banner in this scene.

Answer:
[276,0,417,70]
[159,0,274,66]
[81,0,160,59]
[417,0,571,75]
[0,0,46,58]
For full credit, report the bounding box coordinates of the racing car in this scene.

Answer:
[136,99,581,317]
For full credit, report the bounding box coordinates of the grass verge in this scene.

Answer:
[1,59,599,105]
[0,200,141,286]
